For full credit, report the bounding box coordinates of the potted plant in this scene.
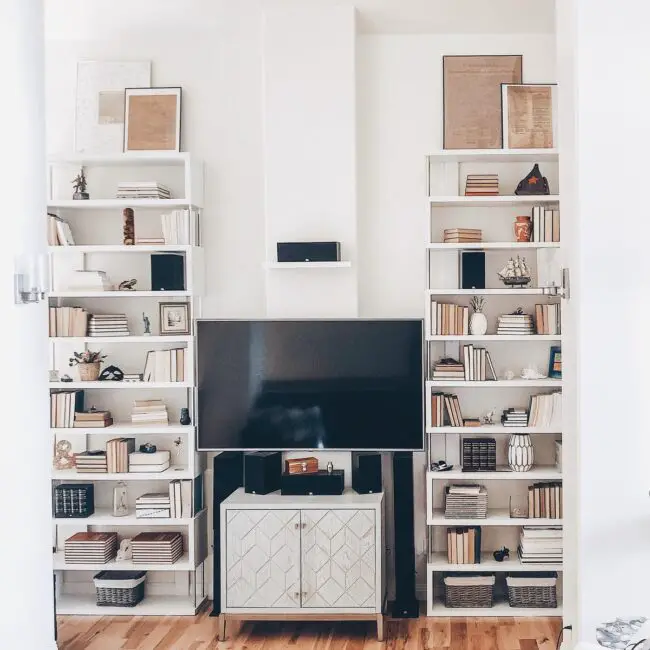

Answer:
[69,350,106,381]
[469,296,488,335]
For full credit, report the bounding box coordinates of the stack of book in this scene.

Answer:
[49,307,88,337]
[131,399,169,426]
[465,174,498,196]
[50,390,85,428]
[64,532,117,564]
[462,438,497,471]
[168,479,199,518]
[532,206,560,243]
[75,450,107,473]
[67,270,112,291]
[462,345,497,381]
[444,484,488,519]
[430,392,463,427]
[534,304,561,335]
[47,214,74,246]
[161,209,195,245]
[136,237,165,245]
[528,392,562,428]
[129,450,171,473]
[136,493,171,518]
[528,482,563,519]
[106,438,136,472]
[429,302,469,336]
[116,182,172,200]
[497,312,535,335]
[447,526,482,564]
[132,532,183,565]
[432,359,464,380]
[443,228,482,244]
[502,408,529,427]
[518,526,563,565]
[74,410,113,429]
[143,349,186,383]
[88,314,129,337]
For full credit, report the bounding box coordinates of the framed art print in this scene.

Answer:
[159,302,190,335]
[74,61,151,153]
[548,345,562,379]
[502,83,558,149]
[124,87,182,152]
[443,55,522,149]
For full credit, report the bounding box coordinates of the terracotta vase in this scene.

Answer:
[514,216,532,242]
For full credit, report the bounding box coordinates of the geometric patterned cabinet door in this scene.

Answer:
[301,509,375,609]
[225,509,300,609]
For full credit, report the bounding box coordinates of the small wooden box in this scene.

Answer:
[284,456,319,475]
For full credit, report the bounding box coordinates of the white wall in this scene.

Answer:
[44,0,556,602]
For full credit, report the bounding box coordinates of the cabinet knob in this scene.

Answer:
[302,591,308,597]
[294,591,300,599]
[294,523,300,530]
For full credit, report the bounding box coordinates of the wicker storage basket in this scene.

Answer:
[93,571,146,607]
[444,575,495,608]
[506,574,557,608]
[78,362,101,381]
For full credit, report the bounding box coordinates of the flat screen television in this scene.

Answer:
[196,319,424,451]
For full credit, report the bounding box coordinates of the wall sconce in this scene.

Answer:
[14,254,48,305]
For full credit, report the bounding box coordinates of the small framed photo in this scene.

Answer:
[124,87,182,152]
[49,369,60,382]
[159,302,190,335]
[548,345,562,379]
[501,83,558,149]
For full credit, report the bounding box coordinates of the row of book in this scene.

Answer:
[47,214,74,246]
[116,181,172,199]
[518,526,562,565]
[50,390,84,428]
[444,484,488,519]
[135,480,198,519]
[430,392,464,427]
[88,314,129,337]
[447,526,482,564]
[535,304,561,335]
[462,438,497,472]
[75,451,108,473]
[430,302,469,336]
[465,174,498,196]
[531,206,560,243]
[462,346,497,381]
[161,209,196,245]
[143,349,186,383]
[49,307,88,337]
[105,438,136,473]
[496,312,535,335]
[443,228,482,243]
[528,392,562,428]
[131,399,169,425]
[74,409,113,429]
[528,483,563,519]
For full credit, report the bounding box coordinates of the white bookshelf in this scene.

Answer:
[424,148,564,618]
[49,152,207,616]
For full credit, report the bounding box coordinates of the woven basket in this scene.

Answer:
[444,576,494,608]
[506,574,557,608]
[78,362,100,381]
[94,571,146,607]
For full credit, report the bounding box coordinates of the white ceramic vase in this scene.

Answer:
[508,433,534,472]
[470,312,488,336]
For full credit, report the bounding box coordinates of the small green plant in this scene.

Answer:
[69,350,106,366]
[469,295,485,313]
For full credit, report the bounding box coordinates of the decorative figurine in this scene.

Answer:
[71,167,89,200]
[142,313,151,335]
[49,370,60,382]
[113,482,129,517]
[431,460,453,472]
[116,538,133,561]
[60,374,73,382]
[469,295,488,335]
[497,256,532,287]
[482,408,497,425]
[118,279,137,291]
[98,365,125,381]
[53,440,76,470]
[139,443,157,454]
[123,208,135,245]
[179,408,191,425]
[493,547,510,562]
[520,366,547,380]
[504,370,515,380]
[326,461,334,474]
[173,436,183,462]
[514,163,550,195]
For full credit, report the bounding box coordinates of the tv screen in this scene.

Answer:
[196,319,423,451]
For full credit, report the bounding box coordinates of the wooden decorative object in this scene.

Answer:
[122,208,135,245]
[284,456,319,475]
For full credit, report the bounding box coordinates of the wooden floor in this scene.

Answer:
[57,606,562,650]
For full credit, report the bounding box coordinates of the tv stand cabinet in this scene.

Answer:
[218,488,385,641]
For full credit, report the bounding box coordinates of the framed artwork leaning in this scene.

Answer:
[159,302,190,336]
[501,83,558,149]
[124,87,182,153]
[443,55,522,150]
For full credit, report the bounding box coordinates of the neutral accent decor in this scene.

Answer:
[508,433,534,472]
[501,83,558,150]
[124,87,182,152]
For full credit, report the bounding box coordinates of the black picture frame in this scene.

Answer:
[548,345,562,379]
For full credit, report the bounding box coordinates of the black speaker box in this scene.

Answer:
[281,470,344,496]
[352,452,382,494]
[460,251,485,290]
[151,253,185,291]
[211,452,243,616]
[244,452,282,495]
[276,241,341,263]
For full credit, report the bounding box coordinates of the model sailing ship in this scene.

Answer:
[497,256,531,287]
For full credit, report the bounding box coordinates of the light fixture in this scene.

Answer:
[14,254,48,304]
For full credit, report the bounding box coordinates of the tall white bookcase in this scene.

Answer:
[424,149,565,617]
[48,153,208,616]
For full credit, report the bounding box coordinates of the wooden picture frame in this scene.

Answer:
[443,55,522,150]
[548,345,562,379]
[159,302,190,335]
[124,87,182,153]
[501,83,558,150]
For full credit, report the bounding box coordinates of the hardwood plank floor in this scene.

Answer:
[56,605,561,649]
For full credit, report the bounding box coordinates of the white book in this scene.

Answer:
[181,480,192,518]
[169,480,177,518]
[129,461,170,473]
[56,220,74,246]
[170,350,177,383]
[174,480,182,517]
[430,301,437,336]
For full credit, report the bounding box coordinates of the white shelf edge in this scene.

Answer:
[426,467,561,481]
[53,551,193,571]
[47,199,201,210]
[426,288,553,296]
[427,426,561,434]
[425,334,562,341]
[265,261,352,269]
[427,149,559,162]
[48,245,195,254]
[48,291,191,298]
[427,553,562,572]
[55,593,205,616]
[426,242,560,250]
[426,379,563,388]
[426,600,562,618]
[53,508,206,526]
[51,424,194,435]
[48,152,194,165]
[428,509,563,527]
[49,335,192,344]
[52,467,196,481]
[49,381,192,389]
[429,195,560,206]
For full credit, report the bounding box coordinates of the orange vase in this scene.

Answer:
[514,216,532,242]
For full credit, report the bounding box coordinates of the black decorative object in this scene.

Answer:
[514,164,550,195]
[244,452,282,495]
[138,443,157,454]
[281,470,344,496]
[460,251,486,290]
[180,408,191,425]
[60,374,73,382]
[462,438,497,471]
[54,483,94,518]
[72,167,89,200]
[493,547,510,562]
[151,254,185,291]
[98,365,124,381]
[352,452,382,494]
[118,279,137,291]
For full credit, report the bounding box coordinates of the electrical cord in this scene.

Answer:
[627,639,647,650]
[556,625,572,650]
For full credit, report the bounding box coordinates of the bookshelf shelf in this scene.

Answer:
[429,195,560,207]
[52,508,206,526]
[425,334,561,342]
[427,149,559,163]
[427,508,562,527]
[48,199,200,210]
[265,261,352,269]
[52,467,196,481]
[49,381,192,389]
[48,244,195,254]
[426,242,560,250]
[49,336,192,344]
[426,467,561,481]
[426,426,561,434]
[55,593,205,617]
[426,288,552,296]
[427,553,562,572]
[53,551,192,571]
[51,424,194,436]
[49,290,191,298]
[426,379,563,388]
[426,600,562,618]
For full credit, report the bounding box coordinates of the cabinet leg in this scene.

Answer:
[218,614,227,642]
[376,614,384,642]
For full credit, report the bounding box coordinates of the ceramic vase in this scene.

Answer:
[508,433,534,472]
[514,216,532,242]
[180,408,192,426]
[470,312,488,336]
